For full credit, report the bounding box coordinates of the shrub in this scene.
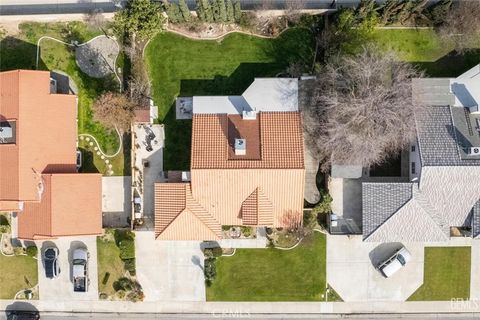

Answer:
[240,226,253,237]
[26,245,38,257]
[113,277,133,291]
[265,227,273,235]
[0,215,9,226]
[204,246,223,258]
[221,225,231,231]
[13,247,25,256]
[238,12,255,29]
[204,258,216,283]
[116,289,126,299]
[126,290,144,302]
[123,258,136,275]
[99,292,108,300]
[119,239,135,260]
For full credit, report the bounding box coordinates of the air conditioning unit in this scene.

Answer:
[470,147,480,155]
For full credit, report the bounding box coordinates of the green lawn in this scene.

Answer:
[206,233,329,301]
[370,29,480,77]
[0,254,38,299]
[97,235,126,298]
[144,28,314,170]
[408,247,471,301]
[0,22,125,175]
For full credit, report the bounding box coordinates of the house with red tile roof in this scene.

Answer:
[154,78,305,240]
[0,70,102,240]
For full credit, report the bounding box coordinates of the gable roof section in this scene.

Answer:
[241,187,274,226]
[362,183,413,240]
[18,173,102,239]
[191,112,304,169]
[416,106,480,166]
[0,70,77,204]
[154,183,223,240]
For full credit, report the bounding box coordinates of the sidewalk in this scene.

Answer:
[1,299,480,314]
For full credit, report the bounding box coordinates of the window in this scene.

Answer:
[411,162,416,175]
[411,145,416,152]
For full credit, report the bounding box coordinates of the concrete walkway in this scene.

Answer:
[470,240,480,300]
[203,228,268,249]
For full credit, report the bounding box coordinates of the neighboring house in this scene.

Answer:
[0,70,102,240]
[363,64,480,242]
[154,78,305,240]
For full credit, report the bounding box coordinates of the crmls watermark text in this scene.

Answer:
[212,309,252,318]
[451,298,480,310]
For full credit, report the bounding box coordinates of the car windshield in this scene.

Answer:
[397,254,406,266]
[73,259,85,265]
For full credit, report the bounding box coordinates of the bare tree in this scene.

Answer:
[438,0,480,52]
[92,92,135,133]
[304,45,424,171]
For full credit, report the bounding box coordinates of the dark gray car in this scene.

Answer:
[43,247,60,279]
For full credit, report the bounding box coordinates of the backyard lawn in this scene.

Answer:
[0,22,125,175]
[408,247,471,301]
[370,29,480,77]
[144,28,314,170]
[206,233,329,301]
[0,254,38,299]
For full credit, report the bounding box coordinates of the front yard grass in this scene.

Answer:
[0,253,38,299]
[97,234,126,298]
[145,28,314,170]
[0,22,125,175]
[408,246,471,301]
[206,232,329,301]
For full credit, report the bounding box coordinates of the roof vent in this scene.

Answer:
[469,147,480,155]
[242,110,257,120]
[235,138,246,155]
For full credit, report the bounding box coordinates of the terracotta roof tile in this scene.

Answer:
[0,70,77,204]
[191,112,304,169]
[154,183,222,240]
[18,173,102,239]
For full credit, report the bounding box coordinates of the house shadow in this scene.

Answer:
[413,49,480,78]
[163,62,286,171]
[0,36,46,71]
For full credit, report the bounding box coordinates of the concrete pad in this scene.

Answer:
[135,231,205,302]
[102,176,131,228]
[470,240,480,299]
[36,236,99,301]
[327,235,424,302]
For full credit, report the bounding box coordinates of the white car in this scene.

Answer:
[72,248,89,292]
[377,247,411,278]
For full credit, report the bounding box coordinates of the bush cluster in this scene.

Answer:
[26,245,38,258]
[204,258,216,286]
[204,246,223,258]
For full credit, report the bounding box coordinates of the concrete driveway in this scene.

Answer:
[36,236,99,301]
[327,235,424,302]
[135,231,205,302]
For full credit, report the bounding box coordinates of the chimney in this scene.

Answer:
[235,138,246,155]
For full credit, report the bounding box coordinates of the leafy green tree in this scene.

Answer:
[166,2,183,23]
[113,0,164,50]
[178,0,192,21]
[225,0,234,23]
[215,0,227,22]
[233,0,241,22]
[196,0,214,22]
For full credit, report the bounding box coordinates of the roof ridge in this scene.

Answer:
[185,186,223,238]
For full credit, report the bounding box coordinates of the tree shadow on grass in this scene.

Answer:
[413,49,480,77]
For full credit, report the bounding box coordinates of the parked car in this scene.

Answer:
[72,248,89,292]
[377,246,412,278]
[43,247,60,279]
[6,310,40,320]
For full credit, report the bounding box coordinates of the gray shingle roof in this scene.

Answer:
[412,78,456,106]
[416,106,480,166]
[362,183,413,240]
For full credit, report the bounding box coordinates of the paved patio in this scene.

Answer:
[134,231,205,302]
[75,35,119,78]
[102,176,131,228]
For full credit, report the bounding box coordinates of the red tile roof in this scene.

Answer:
[191,112,304,169]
